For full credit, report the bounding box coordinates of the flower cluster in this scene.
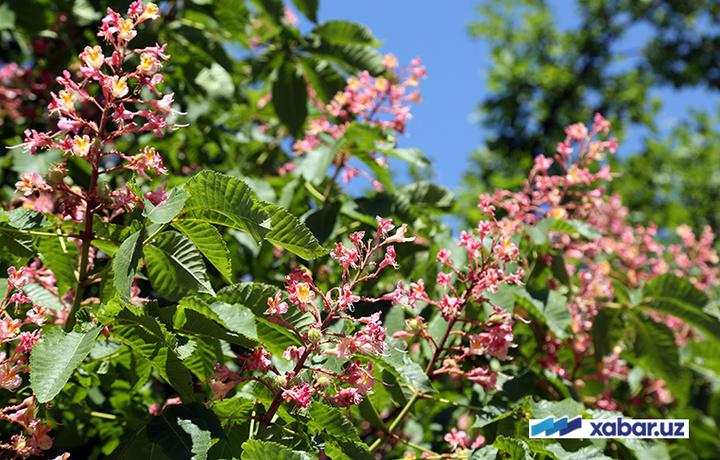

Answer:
[284,55,427,190]
[209,217,416,412]
[9,1,179,221]
[480,113,719,409]
[393,201,524,392]
[0,268,58,457]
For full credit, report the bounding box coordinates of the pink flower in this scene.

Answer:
[444,428,469,451]
[264,292,288,316]
[7,267,29,289]
[282,382,315,409]
[329,387,363,407]
[437,272,451,287]
[15,173,52,196]
[378,245,399,269]
[144,183,169,206]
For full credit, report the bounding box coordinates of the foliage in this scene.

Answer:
[0,1,717,459]
[463,0,720,233]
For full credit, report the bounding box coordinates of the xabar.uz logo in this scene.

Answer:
[530,417,689,439]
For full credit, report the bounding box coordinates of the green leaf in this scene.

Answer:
[272,59,308,137]
[313,43,385,75]
[639,273,720,342]
[0,225,34,258]
[0,3,16,30]
[36,234,79,296]
[382,338,437,393]
[206,301,259,342]
[400,181,455,212]
[545,444,613,460]
[629,311,691,406]
[111,308,195,401]
[354,152,394,190]
[180,170,271,242]
[291,0,317,22]
[297,138,343,185]
[6,208,51,229]
[172,221,232,283]
[313,21,381,46]
[592,308,625,360]
[241,439,315,460]
[530,398,583,419]
[30,325,102,403]
[113,228,145,301]
[23,282,65,311]
[375,147,432,168]
[11,149,62,175]
[511,287,571,339]
[473,405,513,428]
[468,446,500,460]
[144,186,190,224]
[493,436,532,460]
[171,304,258,348]
[214,284,305,356]
[145,232,215,301]
[147,403,227,460]
[195,62,235,100]
[260,201,329,259]
[297,55,346,103]
[549,219,602,240]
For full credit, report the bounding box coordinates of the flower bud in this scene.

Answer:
[488,313,503,323]
[306,327,322,344]
[315,375,332,391]
[273,374,288,388]
[45,167,66,187]
[407,318,422,334]
[97,182,112,200]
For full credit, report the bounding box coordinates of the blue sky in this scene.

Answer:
[312,1,720,194]
[316,1,487,191]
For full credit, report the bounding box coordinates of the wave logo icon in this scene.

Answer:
[530,416,582,438]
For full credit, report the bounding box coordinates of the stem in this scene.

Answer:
[369,391,420,453]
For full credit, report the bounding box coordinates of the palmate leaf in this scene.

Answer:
[0,224,34,258]
[111,307,195,402]
[145,231,215,301]
[312,21,381,46]
[179,170,271,243]
[629,310,691,406]
[272,58,308,137]
[22,282,65,311]
[6,208,51,229]
[147,403,227,460]
[639,273,720,342]
[307,403,375,460]
[36,234,79,296]
[172,221,233,283]
[381,338,437,393]
[375,147,432,168]
[312,42,385,75]
[113,228,145,301]
[297,55,346,103]
[241,440,315,460]
[291,0,318,22]
[592,307,626,360]
[30,325,102,403]
[168,304,258,349]
[208,397,254,459]
[549,218,602,240]
[143,186,190,224]
[399,181,455,212]
[260,201,329,260]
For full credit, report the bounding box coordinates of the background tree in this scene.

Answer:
[463,0,720,232]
